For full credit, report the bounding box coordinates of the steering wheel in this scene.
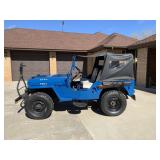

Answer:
[72,66,82,81]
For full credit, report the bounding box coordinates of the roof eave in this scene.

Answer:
[89,45,105,53]
[128,41,156,49]
[103,45,128,49]
[4,47,88,53]
[89,44,128,52]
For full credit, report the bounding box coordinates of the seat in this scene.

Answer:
[82,80,93,88]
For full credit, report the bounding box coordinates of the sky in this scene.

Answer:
[4,20,156,39]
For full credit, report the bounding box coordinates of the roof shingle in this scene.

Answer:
[129,34,156,48]
[4,28,107,51]
[5,28,141,52]
[91,33,137,50]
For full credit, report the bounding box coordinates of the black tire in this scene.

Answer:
[100,90,126,116]
[25,92,54,119]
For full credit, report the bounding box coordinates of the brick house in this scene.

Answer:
[129,34,156,88]
[4,28,156,89]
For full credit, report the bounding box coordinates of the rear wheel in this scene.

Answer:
[25,92,54,119]
[100,90,126,116]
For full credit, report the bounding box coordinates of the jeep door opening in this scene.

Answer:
[15,51,135,119]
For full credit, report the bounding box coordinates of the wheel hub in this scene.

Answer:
[33,101,46,112]
[110,100,116,107]
[108,96,121,111]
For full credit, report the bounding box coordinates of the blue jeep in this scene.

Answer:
[15,52,135,119]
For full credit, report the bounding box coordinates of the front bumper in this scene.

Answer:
[15,92,29,103]
[15,92,29,113]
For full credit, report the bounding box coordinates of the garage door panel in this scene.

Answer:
[147,48,156,87]
[11,51,49,81]
[11,53,49,60]
[57,53,87,75]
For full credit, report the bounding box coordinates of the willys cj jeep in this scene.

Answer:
[15,52,135,119]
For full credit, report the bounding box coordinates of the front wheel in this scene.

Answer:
[25,92,54,119]
[100,90,126,116]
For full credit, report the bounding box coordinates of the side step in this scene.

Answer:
[72,101,88,108]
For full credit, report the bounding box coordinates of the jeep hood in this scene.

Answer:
[27,74,68,87]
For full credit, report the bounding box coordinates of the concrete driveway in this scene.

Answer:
[4,82,156,140]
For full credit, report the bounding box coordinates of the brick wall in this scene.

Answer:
[136,48,148,88]
[49,51,57,74]
[4,50,12,81]
[87,56,95,75]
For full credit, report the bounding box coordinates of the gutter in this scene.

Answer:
[4,47,88,53]
[128,41,156,49]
